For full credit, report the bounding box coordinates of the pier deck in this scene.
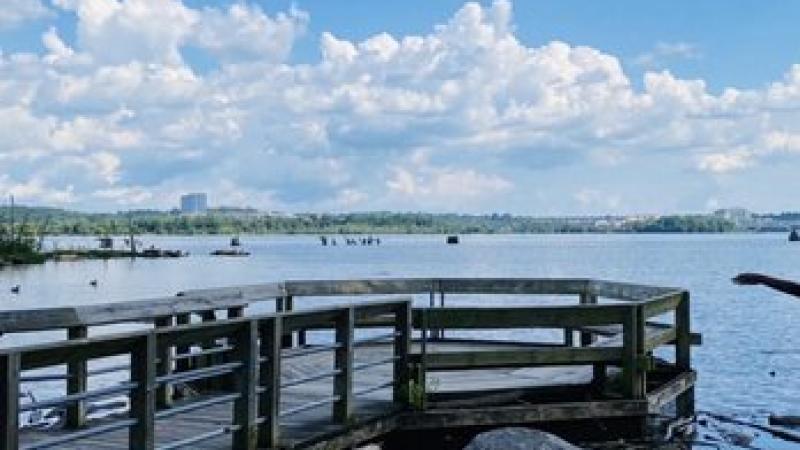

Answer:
[1,278,700,449]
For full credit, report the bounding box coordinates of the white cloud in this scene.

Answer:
[2,1,800,212]
[633,42,701,68]
[0,0,51,28]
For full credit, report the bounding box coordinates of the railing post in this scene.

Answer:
[393,301,412,405]
[200,310,219,390]
[277,297,294,348]
[675,291,694,417]
[154,316,173,409]
[580,293,606,386]
[66,325,88,428]
[258,316,281,448]
[622,304,645,399]
[333,307,354,423]
[175,313,191,373]
[1,352,20,450]
[130,332,156,450]
[232,320,258,450]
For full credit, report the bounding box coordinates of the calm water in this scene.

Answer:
[2,233,799,446]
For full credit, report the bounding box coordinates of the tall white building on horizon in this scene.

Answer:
[180,193,208,214]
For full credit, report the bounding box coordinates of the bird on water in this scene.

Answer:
[10,285,20,294]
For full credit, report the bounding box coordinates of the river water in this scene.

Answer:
[1,233,799,448]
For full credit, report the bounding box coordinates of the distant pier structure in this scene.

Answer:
[1,278,699,449]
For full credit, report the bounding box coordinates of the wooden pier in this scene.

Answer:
[0,278,700,449]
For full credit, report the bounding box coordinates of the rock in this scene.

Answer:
[463,427,580,450]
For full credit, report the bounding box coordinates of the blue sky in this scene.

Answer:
[1,0,800,214]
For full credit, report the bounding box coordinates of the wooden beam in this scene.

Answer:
[647,370,697,413]
[154,316,174,409]
[66,325,88,428]
[414,304,630,329]
[232,320,258,450]
[258,317,281,449]
[402,400,649,430]
[393,302,412,404]
[129,333,156,450]
[333,307,354,423]
[423,347,622,371]
[0,352,20,450]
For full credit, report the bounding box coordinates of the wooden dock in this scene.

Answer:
[0,278,700,449]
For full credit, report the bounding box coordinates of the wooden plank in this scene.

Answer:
[154,316,174,409]
[438,278,589,295]
[178,283,285,302]
[284,279,431,297]
[174,313,191,372]
[621,305,643,399]
[258,317,281,448]
[393,302,411,404]
[675,292,691,370]
[0,292,255,333]
[66,325,88,428]
[641,292,684,318]
[0,352,20,450]
[19,332,145,371]
[402,400,649,429]
[333,308,354,423]
[647,370,697,413]
[423,347,622,371]
[644,327,677,352]
[130,333,156,450]
[232,321,258,450]
[414,305,630,329]
[588,280,680,301]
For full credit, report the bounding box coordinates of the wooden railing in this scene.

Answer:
[0,300,412,450]
[0,278,695,449]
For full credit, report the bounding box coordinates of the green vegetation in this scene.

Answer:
[0,222,46,266]
[0,205,737,236]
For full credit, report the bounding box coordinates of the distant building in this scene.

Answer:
[180,193,208,214]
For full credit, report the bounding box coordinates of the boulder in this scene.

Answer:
[464,427,580,450]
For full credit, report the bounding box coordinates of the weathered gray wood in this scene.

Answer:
[259,317,281,448]
[588,279,679,301]
[20,332,144,371]
[154,316,174,409]
[66,325,88,428]
[394,302,412,405]
[284,279,431,297]
[174,313,191,372]
[424,347,622,371]
[0,292,256,333]
[333,307,354,423]
[416,304,630,329]
[647,370,697,413]
[622,305,643,399]
[403,399,649,430]
[438,278,589,296]
[0,352,20,450]
[641,292,684,318]
[232,320,258,450]
[675,292,691,371]
[130,333,156,450]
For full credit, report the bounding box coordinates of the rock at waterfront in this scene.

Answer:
[463,427,580,450]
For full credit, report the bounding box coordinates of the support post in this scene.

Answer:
[0,352,20,450]
[675,291,694,417]
[580,293,606,385]
[622,305,644,399]
[66,325,88,428]
[393,301,412,404]
[258,317,281,448]
[130,333,156,450]
[232,320,258,450]
[154,316,173,408]
[200,310,218,390]
[333,307,354,423]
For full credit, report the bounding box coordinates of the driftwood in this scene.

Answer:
[700,410,800,444]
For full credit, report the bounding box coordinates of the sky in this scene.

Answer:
[1,1,800,215]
